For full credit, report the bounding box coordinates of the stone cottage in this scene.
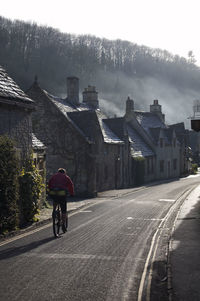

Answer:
[106,97,185,184]
[133,99,181,180]
[105,99,155,185]
[27,77,130,196]
[0,65,35,163]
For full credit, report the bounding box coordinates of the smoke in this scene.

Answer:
[95,70,199,129]
[99,98,122,117]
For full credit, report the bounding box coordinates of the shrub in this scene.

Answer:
[191,163,198,175]
[18,158,43,225]
[0,135,19,234]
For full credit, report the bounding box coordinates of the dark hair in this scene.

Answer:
[58,168,66,174]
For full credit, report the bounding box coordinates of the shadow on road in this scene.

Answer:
[0,236,55,260]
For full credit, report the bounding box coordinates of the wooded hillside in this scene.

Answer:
[0,15,199,125]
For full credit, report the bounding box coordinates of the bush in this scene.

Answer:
[18,158,43,225]
[191,163,198,175]
[0,136,19,234]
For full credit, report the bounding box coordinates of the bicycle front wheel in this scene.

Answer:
[52,209,61,237]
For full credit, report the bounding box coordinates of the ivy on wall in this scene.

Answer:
[0,135,44,234]
[18,158,44,225]
[0,136,19,234]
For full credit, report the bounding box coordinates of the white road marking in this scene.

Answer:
[137,186,195,301]
[126,217,163,221]
[159,199,175,202]
[24,252,118,260]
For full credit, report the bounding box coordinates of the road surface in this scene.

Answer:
[0,175,199,301]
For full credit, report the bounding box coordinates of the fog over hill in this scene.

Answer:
[0,15,199,129]
[85,71,197,128]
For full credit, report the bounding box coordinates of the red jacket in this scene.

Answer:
[48,172,74,196]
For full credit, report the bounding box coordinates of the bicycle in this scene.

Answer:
[48,189,69,237]
[52,203,62,238]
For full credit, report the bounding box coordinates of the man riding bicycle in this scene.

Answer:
[48,168,74,232]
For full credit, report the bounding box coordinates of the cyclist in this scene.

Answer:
[48,168,74,232]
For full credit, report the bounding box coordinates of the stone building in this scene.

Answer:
[106,97,185,184]
[0,65,35,163]
[27,75,189,196]
[169,122,191,174]
[27,77,129,196]
[125,98,183,180]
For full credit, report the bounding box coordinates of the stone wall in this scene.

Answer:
[0,103,32,160]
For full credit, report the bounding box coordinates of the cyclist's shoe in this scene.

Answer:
[62,224,67,233]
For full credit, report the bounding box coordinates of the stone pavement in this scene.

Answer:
[170,184,200,301]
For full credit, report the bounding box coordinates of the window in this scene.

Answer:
[160,160,164,172]
[160,138,163,148]
[173,138,176,147]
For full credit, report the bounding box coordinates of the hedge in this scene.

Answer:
[0,135,44,234]
[0,136,19,234]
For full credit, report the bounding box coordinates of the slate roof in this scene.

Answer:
[135,111,166,133]
[169,122,186,145]
[42,90,123,145]
[134,111,178,146]
[68,110,123,144]
[103,117,126,140]
[96,111,123,144]
[32,134,46,150]
[127,125,155,158]
[68,111,100,143]
[0,66,34,106]
[169,122,185,133]
[46,91,91,113]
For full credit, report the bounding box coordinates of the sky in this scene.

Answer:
[1,0,200,64]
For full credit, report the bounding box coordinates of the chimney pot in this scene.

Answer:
[66,76,79,104]
[126,96,134,114]
[82,85,99,109]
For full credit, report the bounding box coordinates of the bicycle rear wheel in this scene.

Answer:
[52,208,61,237]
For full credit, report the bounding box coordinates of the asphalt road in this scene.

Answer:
[0,175,200,301]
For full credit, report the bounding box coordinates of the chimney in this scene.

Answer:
[150,99,165,122]
[126,96,134,115]
[66,76,79,104]
[82,85,99,109]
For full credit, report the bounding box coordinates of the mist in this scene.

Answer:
[95,71,198,129]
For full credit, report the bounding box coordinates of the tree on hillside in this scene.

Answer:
[188,50,197,64]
